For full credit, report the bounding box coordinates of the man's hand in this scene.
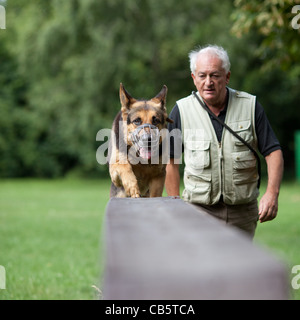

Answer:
[258,191,278,223]
[259,149,283,223]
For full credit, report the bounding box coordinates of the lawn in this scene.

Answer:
[254,181,300,300]
[0,178,110,300]
[0,178,299,300]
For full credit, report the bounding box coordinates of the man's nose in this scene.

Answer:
[205,76,212,86]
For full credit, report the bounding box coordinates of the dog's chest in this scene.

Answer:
[132,163,165,182]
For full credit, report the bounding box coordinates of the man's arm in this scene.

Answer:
[165,158,180,197]
[258,149,284,223]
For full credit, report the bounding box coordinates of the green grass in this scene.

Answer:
[0,178,110,300]
[0,178,299,299]
[254,182,300,300]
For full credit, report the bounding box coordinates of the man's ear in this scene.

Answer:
[191,73,198,87]
[226,71,231,84]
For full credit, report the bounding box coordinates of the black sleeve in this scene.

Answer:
[167,104,183,159]
[255,101,281,157]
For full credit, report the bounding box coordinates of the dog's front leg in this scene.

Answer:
[110,163,141,198]
[149,175,166,197]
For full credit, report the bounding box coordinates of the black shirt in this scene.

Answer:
[168,94,281,158]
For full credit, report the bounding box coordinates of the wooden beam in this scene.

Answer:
[103,197,288,300]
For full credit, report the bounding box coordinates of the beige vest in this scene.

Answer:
[177,88,259,205]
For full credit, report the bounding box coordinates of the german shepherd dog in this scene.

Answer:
[108,83,173,198]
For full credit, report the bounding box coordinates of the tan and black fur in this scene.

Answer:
[108,83,172,198]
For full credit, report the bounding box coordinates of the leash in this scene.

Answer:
[192,91,261,189]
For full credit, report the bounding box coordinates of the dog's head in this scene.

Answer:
[119,83,172,160]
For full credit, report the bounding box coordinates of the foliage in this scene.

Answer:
[0,0,244,177]
[231,0,300,74]
[0,0,299,177]
[231,0,300,175]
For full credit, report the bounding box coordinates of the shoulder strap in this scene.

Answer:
[192,91,261,189]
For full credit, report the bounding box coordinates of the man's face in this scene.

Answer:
[192,54,230,107]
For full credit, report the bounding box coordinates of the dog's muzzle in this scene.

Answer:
[130,123,160,159]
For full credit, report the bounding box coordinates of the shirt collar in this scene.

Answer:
[208,88,229,119]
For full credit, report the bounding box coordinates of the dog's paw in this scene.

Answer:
[131,193,140,198]
[127,185,140,198]
[130,187,141,198]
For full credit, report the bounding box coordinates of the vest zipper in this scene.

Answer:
[218,142,223,200]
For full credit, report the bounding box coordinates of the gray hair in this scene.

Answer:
[189,45,231,74]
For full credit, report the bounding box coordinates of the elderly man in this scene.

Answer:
[165,45,284,238]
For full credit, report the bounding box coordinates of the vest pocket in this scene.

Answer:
[232,151,258,184]
[231,151,259,203]
[183,171,212,204]
[229,120,253,152]
[185,140,210,170]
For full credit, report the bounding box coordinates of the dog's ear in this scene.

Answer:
[151,85,168,110]
[120,83,137,112]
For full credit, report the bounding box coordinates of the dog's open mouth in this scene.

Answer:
[139,147,152,160]
[130,124,160,160]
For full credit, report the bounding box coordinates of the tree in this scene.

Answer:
[1,0,276,177]
[232,0,300,74]
[231,0,300,175]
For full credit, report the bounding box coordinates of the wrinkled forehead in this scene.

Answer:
[195,53,225,73]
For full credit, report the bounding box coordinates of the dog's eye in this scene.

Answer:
[152,117,161,126]
[133,118,142,126]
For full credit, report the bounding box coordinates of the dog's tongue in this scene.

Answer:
[140,148,152,159]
